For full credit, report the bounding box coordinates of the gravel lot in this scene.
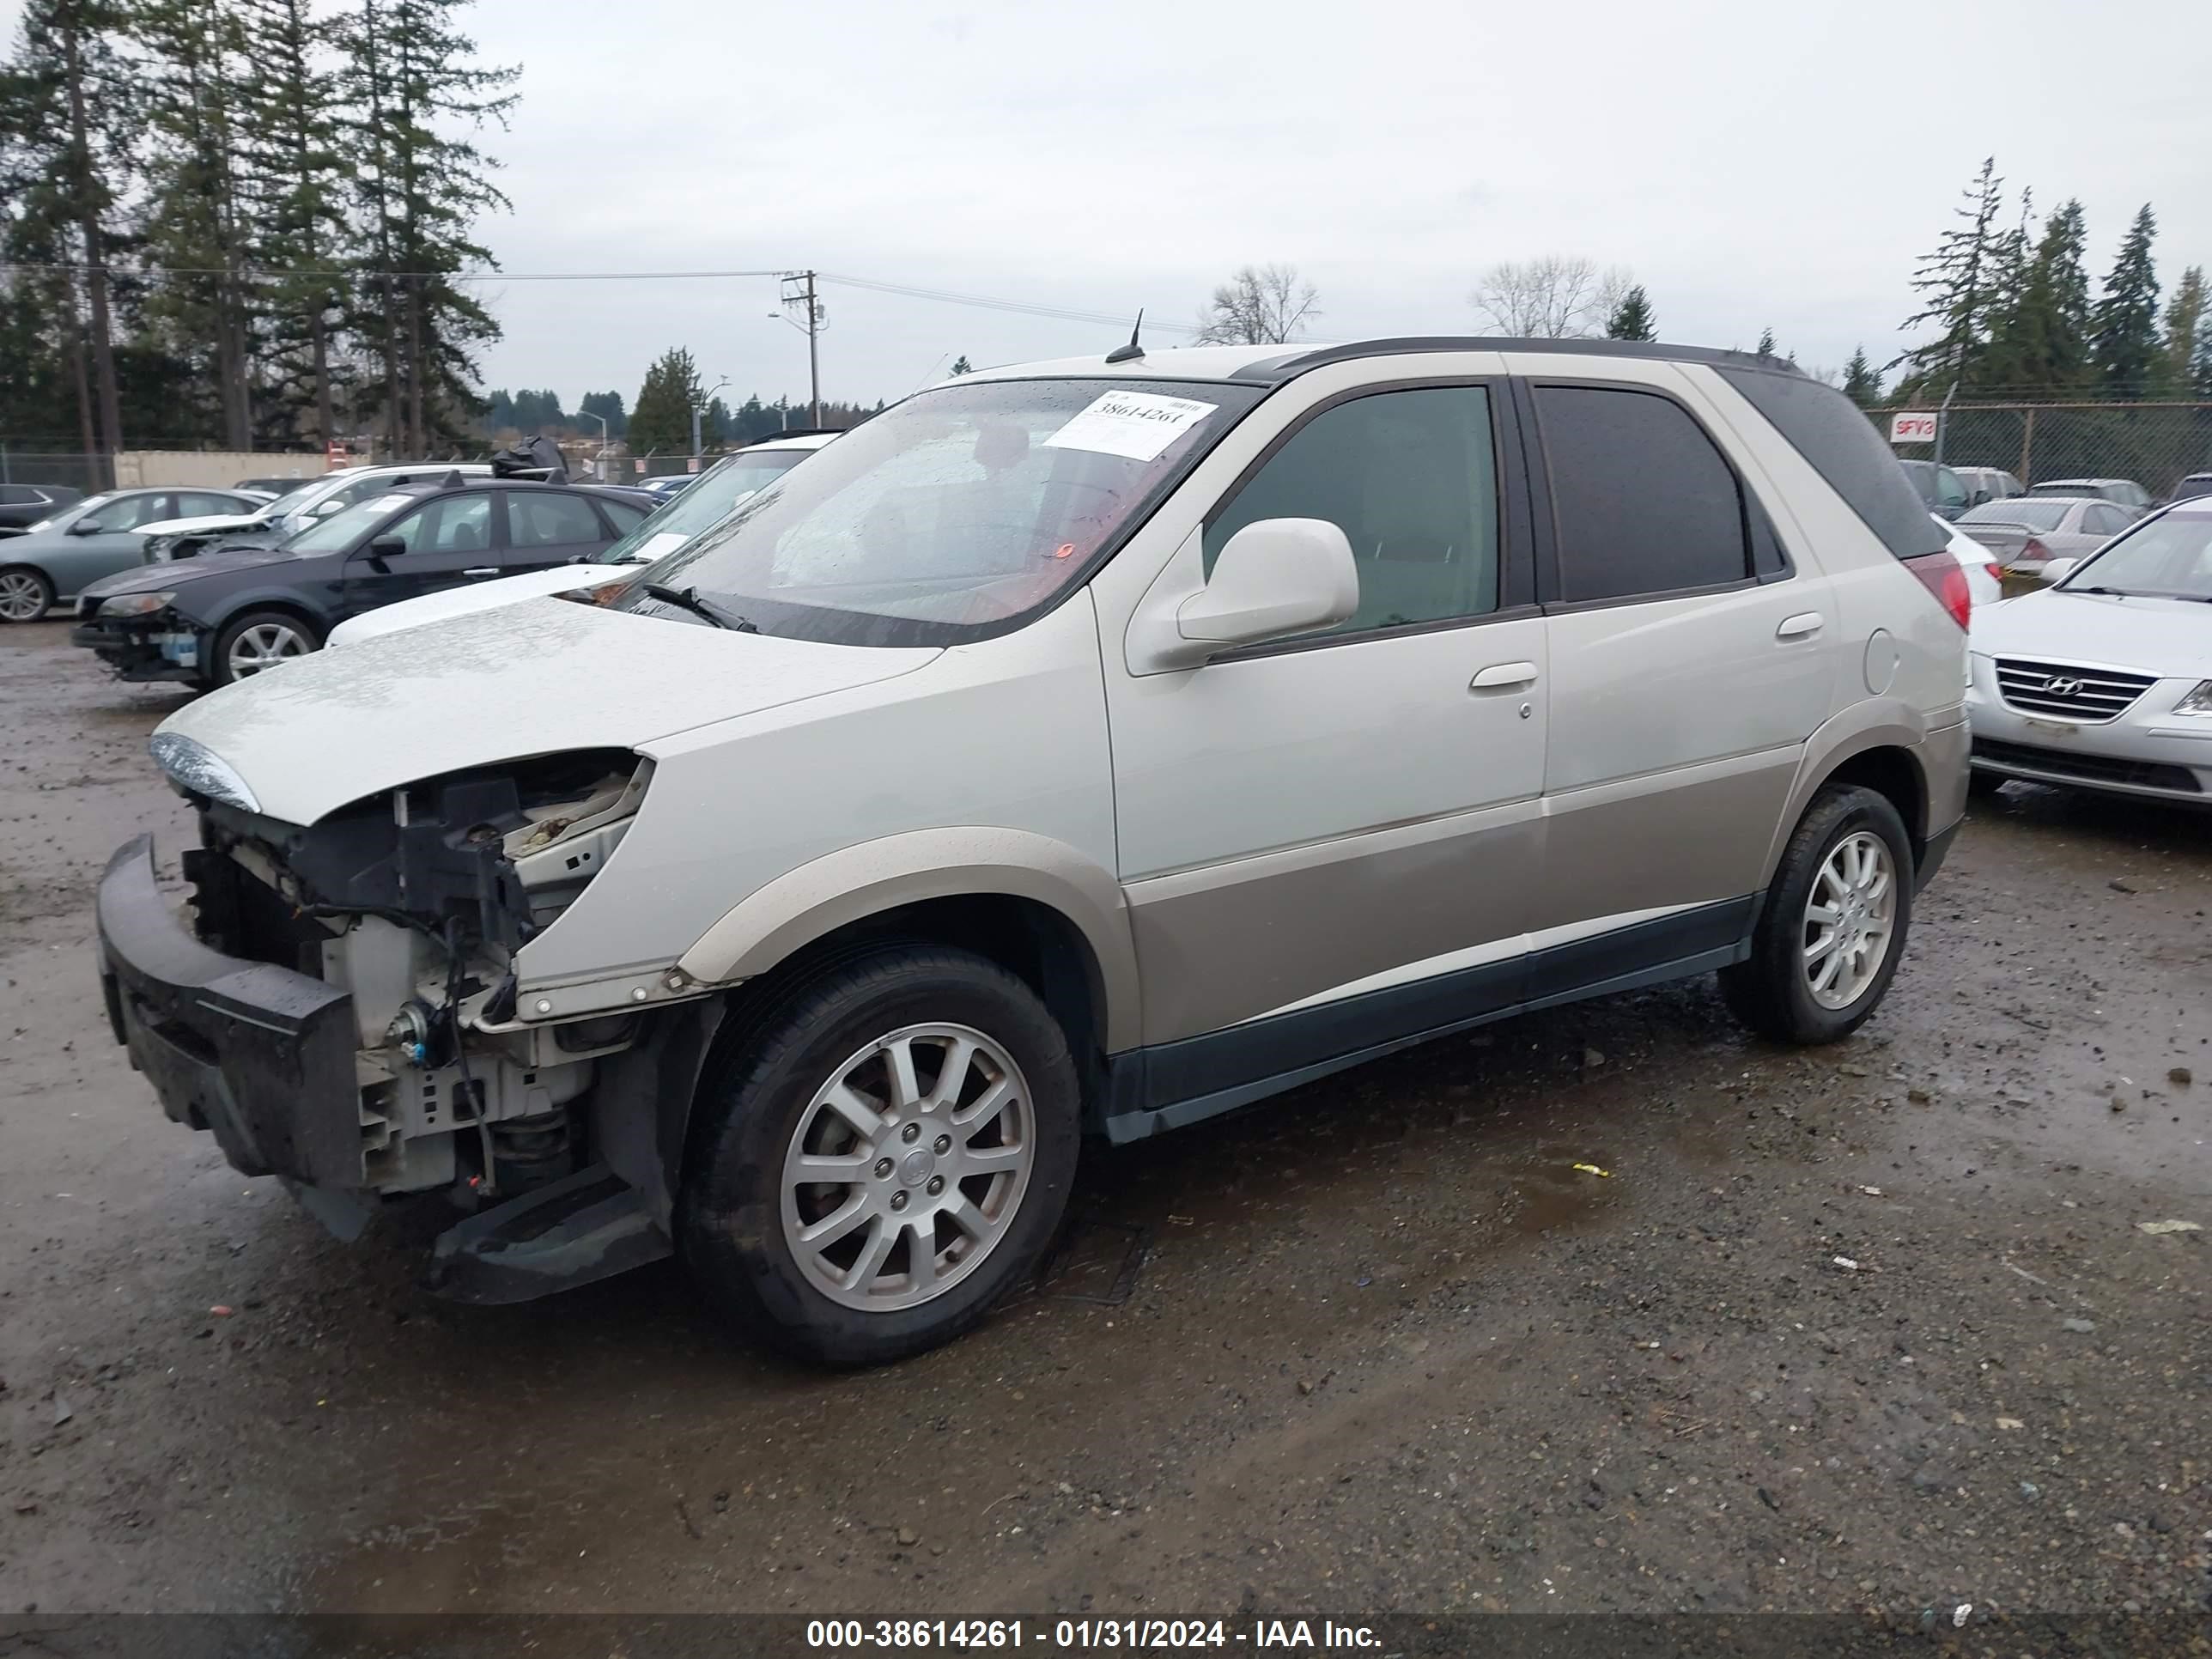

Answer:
[1,619,2206,1625]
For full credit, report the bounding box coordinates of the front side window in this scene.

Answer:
[1203,386,1500,637]
[2063,512,2212,599]
[1535,385,1751,602]
[2087,503,2132,535]
[178,491,241,519]
[507,490,603,548]
[628,377,1262,646]
[1934,467,1968,510]
[88,493,174,533]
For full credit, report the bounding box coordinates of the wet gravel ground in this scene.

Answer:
[1,620,2206,1624]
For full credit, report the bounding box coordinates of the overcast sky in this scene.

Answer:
[12,0,2210,410]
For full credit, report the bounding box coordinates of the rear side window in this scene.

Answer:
[1717,368,1946,560]
[507,491,604,548]
[1533,385,1751,603]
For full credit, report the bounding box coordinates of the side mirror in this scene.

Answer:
[360,535,407,572]
[1176,518,1358,653]
[68,519,103,536]
[2038,557,2080,585]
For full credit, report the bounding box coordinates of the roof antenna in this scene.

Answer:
[1104,309,1146,364]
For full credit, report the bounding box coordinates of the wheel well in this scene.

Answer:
[1821,745,1927,862]
[218,600,323,636]
[771,894,1105,1060]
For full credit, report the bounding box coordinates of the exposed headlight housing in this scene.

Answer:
[2173,681,2212,716]
[100,591,178,617]
[149,732,260,812]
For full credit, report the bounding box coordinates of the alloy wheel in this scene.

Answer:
[1802,830,1896,1010]
[0,571,48,622]
[227,621,310,678]
[780,1022,1035,1312]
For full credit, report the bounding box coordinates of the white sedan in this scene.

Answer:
[327,434,836,647]
[1966,501,2212,805]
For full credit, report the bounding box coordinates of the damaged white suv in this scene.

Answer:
[99,338,1970,1364]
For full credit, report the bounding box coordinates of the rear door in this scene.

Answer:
[496,489,614,573]
[1517,365,1838,973]
[338,493,499,619]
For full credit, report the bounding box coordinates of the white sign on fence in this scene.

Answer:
[1888,411,1939,445]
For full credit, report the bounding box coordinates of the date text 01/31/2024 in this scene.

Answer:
[805,1620,1383,1650]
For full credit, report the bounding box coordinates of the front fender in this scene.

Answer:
[676,826,1141,1054]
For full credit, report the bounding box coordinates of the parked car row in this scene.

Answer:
[0,481,85,536]
[0,486,273,621]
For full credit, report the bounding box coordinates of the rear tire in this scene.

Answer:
[1721,785,1914,1045]
[0,565,53,623]
[212,610,319,685]
[678,944,1080,1366]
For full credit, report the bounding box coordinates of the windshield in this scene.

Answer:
[258,480,322,517]
[1963,500,2069,530]
[2061,511,2212,600]
[280,492,422,555]
[603,448,822,564]
[618,378,1263,646]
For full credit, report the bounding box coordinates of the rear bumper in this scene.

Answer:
[94,835,363,1188]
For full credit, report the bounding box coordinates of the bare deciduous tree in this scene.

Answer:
[1194,263,1322,345]
[1470,256,1633,339]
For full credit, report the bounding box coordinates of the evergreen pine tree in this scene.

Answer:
[1842,348,1882,407]
[235,0,353,446]
[1897,156,2005,399]
[335,0,517,455]
[1972,191,2036,395]
[2089,204,2160,400]
[629,349,702,455]
[2009,199,2094,392]
[1603,286,1655,342]
[0,0,137,464]
[133,0,256,448]
[577,389,627,439]
[2155,264,2202,399]
[1755,326,1778,358]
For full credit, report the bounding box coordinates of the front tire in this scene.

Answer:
[0,565,54,623]
[679,945,1080,1366]
[212,610,319,685]
[1721,785,1914,1045]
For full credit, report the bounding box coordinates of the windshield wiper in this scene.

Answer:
[642,582,757,632]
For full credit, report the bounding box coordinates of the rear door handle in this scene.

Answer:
[1776,612,1824,640]
[462,567,500,578]
[1469,660,1540,690]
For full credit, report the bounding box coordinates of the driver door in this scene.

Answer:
[339,494,499,620]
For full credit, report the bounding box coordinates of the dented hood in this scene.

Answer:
[155,596,938,824]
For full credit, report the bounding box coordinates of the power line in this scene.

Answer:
[0,260,1197,334]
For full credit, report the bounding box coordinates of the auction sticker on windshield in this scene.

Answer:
[632,531,690,562]
[1042,390,1218,463]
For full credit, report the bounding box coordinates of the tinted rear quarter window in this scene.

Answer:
[1534,385,1752,603]
[1717,368,1946,559]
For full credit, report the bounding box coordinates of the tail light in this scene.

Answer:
[1903,552,1972,629]
[2022,536,2051,562]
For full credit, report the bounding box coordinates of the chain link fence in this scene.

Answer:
[1880,402,2212,496]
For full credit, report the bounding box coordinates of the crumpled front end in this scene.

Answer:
[97,742,675,1292]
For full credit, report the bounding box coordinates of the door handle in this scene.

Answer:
[1775,612,1824,640]
[462,567,500,578]
[1469,660,1540,690]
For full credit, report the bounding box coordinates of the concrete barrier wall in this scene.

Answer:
[112,451,332,489]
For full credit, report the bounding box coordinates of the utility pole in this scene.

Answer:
[581,411,611,479]
[690,377,731,465]
[779,271,823,425]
